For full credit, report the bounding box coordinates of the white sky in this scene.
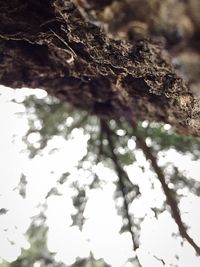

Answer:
[0,85,200,267]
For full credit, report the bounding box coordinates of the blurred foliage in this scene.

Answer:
[1,206,65,267]
[136,122,200,159]
[0,208,110,267]
[19,95,89,158]
[3,93,200,266]
[18,94,200,230]
[70,254,111,267]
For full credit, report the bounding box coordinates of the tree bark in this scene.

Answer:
[0,0,200,136]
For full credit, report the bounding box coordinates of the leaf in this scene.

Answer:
[57,172,70,184]
[0,208,8,215]
[45,187,62,199]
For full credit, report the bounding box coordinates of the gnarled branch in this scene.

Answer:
[0,0,200,135]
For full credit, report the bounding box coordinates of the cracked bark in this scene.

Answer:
[0,0,200,136]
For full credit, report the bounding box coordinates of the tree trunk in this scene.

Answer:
[0,0,200,136]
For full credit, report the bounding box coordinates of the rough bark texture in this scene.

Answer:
[0,0,200,136]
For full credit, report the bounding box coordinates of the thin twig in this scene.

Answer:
[89,120,104,188]
[97,119,104,163]
[50,29,76,63]
[153,255,166,265]
[132,122,200,256]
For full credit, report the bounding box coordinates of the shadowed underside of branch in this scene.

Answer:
[0,0,200,136]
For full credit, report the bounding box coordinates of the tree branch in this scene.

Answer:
[132,122,200,255]
[0,0,200,135]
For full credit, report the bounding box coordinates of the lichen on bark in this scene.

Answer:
[0,0,200,136]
